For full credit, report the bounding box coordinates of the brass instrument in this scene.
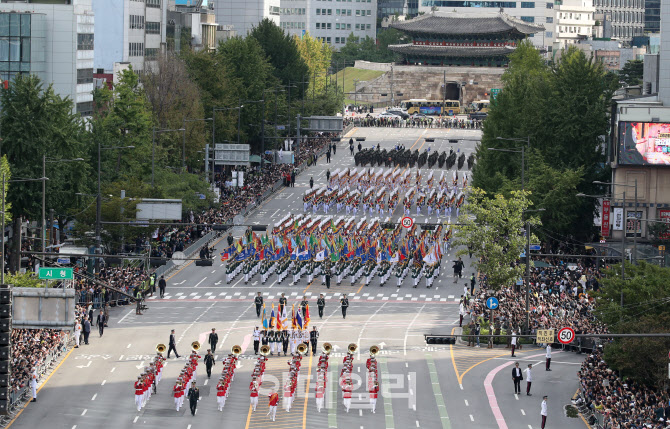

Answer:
[369,345,379,357]
[232,345,242,357]
[156,343,166,353]
[348,343,358,354]
[191,341,201,351]
[297,343,308,355]
[260,345,270,356]
[322,342,332,355]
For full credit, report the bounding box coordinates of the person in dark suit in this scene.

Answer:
[281,330,289,356]
[168,329,180,358]
[82,317,91,345]
[340,295,349,319]
[96,310,106,337]
[208,328,218,353]
[204,349,215,378]
[227,233,234,247]
[325,270,331,289]
[158,276,167,299]
[317,294,325,318]
[187,382,199,416]
[310,326,319,355]
[512,362,523,395]
[254,292,263,317]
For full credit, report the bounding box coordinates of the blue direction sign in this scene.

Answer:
[486,296,499,310]
[529,244,541,251]
[56,257,70,265]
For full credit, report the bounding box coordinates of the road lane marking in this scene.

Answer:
[133,416,138,423]
[328,360,339,428]
[470,415,474,421]
[379,357,396,429]
[91,394,97,401]
[464,399,469,406]
[194,277,207,288]
[425,353,451,429]
[101,380,106,385]
[521,409,525,415]
[404,304,425,356]
[81,409,87,416]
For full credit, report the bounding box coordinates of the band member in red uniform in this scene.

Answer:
[267,389,279,421]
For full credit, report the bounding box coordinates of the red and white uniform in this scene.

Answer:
[250,381,259,411]
[134,381,143,411]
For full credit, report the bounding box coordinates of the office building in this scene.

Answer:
[167,0,218,52]
[644,0,660,33]
[0,0,94,116]
[279,0,377,48]
[377,0,418,19]
[216,0,280,36]
[554,0,596,48]
[93,0,168,74]
[592,0,644,42]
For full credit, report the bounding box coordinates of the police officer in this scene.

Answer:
[187,382,199,416]
[253,327,261,355]
[135,288,143,316]
[279,293,288,308]
[254,292,263,318]
[204,349,215,378]
[340,294,349,319]
[317,294,325,318]
[310,326,319,356]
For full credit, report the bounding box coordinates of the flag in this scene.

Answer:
[262,305,268,329]
[304,304,311,329]
[315,249,326,262]
[290,247,298,261]
[331,250,340,262]
[295,306,303,329]
[270,304,276,329]
[298,248,310,261]
[220,251,229,262]
[291,304,296,329]
[390,252,399,263]
[236,240,243,253]
[279,304,288,330]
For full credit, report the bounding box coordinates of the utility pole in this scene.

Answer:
[41,155,46,254]
[261,88,266,172]
[390,64,395,108]
[621,190,626,308]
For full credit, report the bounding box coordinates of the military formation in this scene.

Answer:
[134,352,164,412]
[353,146,475,170]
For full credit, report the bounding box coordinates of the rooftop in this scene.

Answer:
[390,11,544,37]
[388,44,516,58]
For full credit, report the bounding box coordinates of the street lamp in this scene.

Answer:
[97,144,134,273]
[594,180,639,264]
[42,156,84,253]
[152,128,185,187]
[182,118,213,172]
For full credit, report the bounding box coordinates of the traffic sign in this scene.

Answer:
[38,267,73,280]
[56,257,70,265]
[529,244,541,251]
[660,245,666,251]
[401,217,414,229]
[557,327,575,344]
[536,329,555,344]
[485,296,499,310]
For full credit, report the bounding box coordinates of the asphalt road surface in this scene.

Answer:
[8,127,588,429]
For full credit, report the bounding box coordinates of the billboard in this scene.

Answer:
[601,200,611,237]
[136,199,182,220]
[625,210,642,238]
[612,207,624,231]
[618,122,670,165]
[214,144,250,167]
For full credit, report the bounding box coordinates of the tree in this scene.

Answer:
[619,59,643,86]
[141,53,206,171]
[295,32,343,117]
[453,188,540,290]
[0,156,11,223]
[250,18,309,99]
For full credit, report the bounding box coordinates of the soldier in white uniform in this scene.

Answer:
[30,367,37,402]
[74,319,82,348]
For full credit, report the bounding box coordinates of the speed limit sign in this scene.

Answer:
[401,217,414,229]
[557,327,575,345]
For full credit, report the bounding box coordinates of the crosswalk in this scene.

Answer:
[148,290,460,303]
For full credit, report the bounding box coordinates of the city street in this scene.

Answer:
[7,127,588,429]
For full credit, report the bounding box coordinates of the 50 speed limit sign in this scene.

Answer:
[401,217,414,229]
[557,327,575,345]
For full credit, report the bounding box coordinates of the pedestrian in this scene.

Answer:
[470,273,476,295]
[74,318,82,348]
[340,294,349,319]
[459,300,465,327]
[332,143,336,155]
[512,362,523,395]
[168,329,180,358]
[358,142,362,152]
[525,364,533,396]
[204,349,215,378]
[326,169,330,183]
[187,382,199,416]
[467,320,475,347]
[317,294,325,318]
[452,257,464,283]
[474,322,481,347]
[208,328,218,353]
[135,288,143,315]
[511,330,517,357]
[541,395,548,428]
[253,326,260,354]
[30,367,37,402]
[96,309,106,337]
[267,389,279,421]
[82,317,91,345]
[310,326,319,355]
[291,171,295,187]
[545,344,552,371]
[255,292,263,317]
[309,177,314,189]
[326,151,331,163]
[158,275,166,298]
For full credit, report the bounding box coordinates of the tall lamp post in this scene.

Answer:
[97,144,134,273]
[182,118,213,173]
[152,127,185,187]
[42,156,84,253]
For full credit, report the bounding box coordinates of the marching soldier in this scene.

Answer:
[340,294,349,319]
[317,294,325,318]
[310,326,319,355]
[187,382,199,416]
[300,296,309,318]
[325,264,331,289]
[281,329,290,356]
[279,293,288,307]
[269,329,276,356]
[253,327,261,355]
[267,389,279,422]
[250,378,259,412]
[261,329,269,351]
[204,349,215,378]
[255,292,263,317]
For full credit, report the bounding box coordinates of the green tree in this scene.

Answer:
[619,59,643,86]
[6,272,44,288]
[453,188,539,290]
[0,156,11,223]
[250,18,309,99]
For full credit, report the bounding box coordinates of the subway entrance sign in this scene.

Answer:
[38,267,73,280]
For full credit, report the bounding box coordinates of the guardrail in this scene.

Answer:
[153,230,217,279]
[8,332,71,410]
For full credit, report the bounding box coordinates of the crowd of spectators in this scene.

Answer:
[10,329,68,400]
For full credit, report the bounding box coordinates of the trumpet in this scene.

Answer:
[231,345,242,357]
[260,345,270,356]
[322,342,332,355]
[369,345,379,357]
[156,343,166,353]
[191,341,201,351]
[297,343,308,356]
[348,343,358,354]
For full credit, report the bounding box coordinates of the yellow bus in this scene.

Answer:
[400,99,461,116]
[471,100,490,114]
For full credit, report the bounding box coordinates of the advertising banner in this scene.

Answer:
[601,200,611,237]
[618,122,670,165]
[613,207,624,231]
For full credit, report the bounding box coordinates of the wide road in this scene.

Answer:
[8,127,588,429]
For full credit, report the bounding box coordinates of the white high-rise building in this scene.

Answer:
[215,0,280,36]
[280,0,377,49]
[555,0,596,47]
[0,0,95,116]
[93,0,168,74]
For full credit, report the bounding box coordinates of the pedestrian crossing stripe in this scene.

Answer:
[147,291,459,302]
